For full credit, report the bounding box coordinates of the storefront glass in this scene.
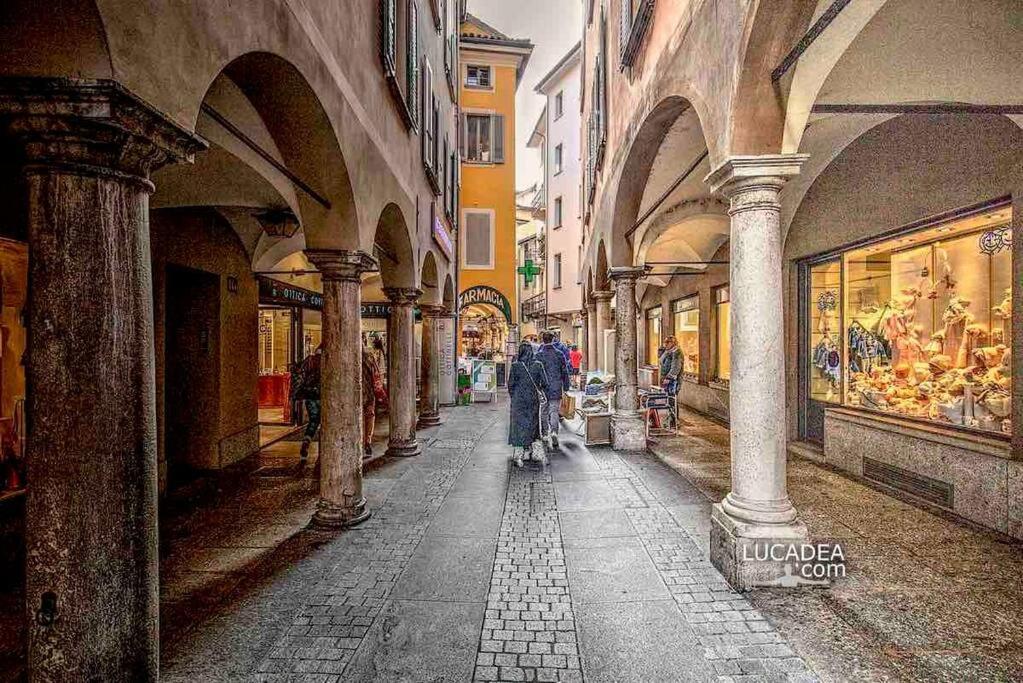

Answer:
[0,238,27,495]
[807,206,1012,435]
[672,295,700,378]
[714,286,731,381]
[645,307,662,366]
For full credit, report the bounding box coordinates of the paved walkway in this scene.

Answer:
[652,410,1023,682]
[161,401,815,682]
[4,400,1022,681]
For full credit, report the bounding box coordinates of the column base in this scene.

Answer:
[417,412,442,428]
[311,497,371,530]
[386,439,422,457]
[610,410,646,451]
[710,503,816,591]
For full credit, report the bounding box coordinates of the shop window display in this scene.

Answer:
[807,207,1012,435]
[714,286,731,381]
[672,296,700,378]
[645,307,661,366]
[809,260,842,403]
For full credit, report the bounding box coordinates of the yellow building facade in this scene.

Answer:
[457,14,532,359]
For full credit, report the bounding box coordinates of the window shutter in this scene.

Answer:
[459,111,466,159]
[619,0,633,61]
[422,60,433,168]
[407,0,420,128]
[492,114,504,163]
[381,0,397,75]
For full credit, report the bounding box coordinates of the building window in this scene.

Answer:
[463,209,494,268]
[672,295,700,378]
[553,253,562,289]
[554,91,564,119]
[554,144,563,175]
[553,196,563,228]
[466,64,492,88]
[380,0,420,129]
[464,113,504,163]
[576,246,583,284]
[645,307,662,366]
[714,286,730,381]
[804,205,1012,435]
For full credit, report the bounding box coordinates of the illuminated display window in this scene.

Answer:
[672,295,700,378]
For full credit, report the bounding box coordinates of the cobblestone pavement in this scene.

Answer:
[157,399,820,682]
[652,409,1023,682]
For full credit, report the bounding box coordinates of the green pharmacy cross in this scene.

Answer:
[517,259,542,286]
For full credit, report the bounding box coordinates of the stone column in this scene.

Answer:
[417,304,444,427]
[385,288,423,456]
[609,268,647,451]
[705,154,809,590]
[0,79,204,681]
[586,299,598,373]
[579,308,590,377]
[592,290,613,372]
[305,250,378,529]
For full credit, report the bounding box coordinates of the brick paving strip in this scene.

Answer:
[590,448,819,683]
[251,419,498,680]
[473,463,584,683]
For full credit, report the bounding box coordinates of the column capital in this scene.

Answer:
[591,290,614,302]
[607,266,648,283]
[419,303,446,318]
[306,249,379,281]
[705,154,809,201]
[0,78,207,187]
[384,287,422,305]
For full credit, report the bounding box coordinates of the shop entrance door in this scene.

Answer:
[165,264,221,488]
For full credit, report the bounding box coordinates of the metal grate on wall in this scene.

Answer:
[862,457,954,509]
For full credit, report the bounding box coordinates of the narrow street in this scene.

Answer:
[152,399,1023,682]
[158,400,812,682]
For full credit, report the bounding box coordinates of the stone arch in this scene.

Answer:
[420,250,442,306]
[442,274,455,311]
[151,51,359,277]
[374,202,416,289]
[728,0,818,155]
[634,198,730,267]
[607,97,715,268]
[595,241,609,291]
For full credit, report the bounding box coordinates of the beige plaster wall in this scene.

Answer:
[151,209,259,490]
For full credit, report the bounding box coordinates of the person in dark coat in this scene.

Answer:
[536,331,571,449]
[507,342,549,467]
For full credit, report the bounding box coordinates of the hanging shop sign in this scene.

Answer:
[433,215,454,259]
[258,276,323,309]
[458,285,513,323]
[360,302,423,320]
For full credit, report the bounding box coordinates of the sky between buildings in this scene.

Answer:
[468,0,584,191]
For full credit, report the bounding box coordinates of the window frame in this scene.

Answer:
[553,196,563,229]
[554,143,563,175]
[554,90,564,120]
[552,253,563,289]
[463,110,504,164]
[461,208,496,270]
[465,64,493,90]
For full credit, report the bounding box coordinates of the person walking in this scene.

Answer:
[294,344,322,461]
[507,342,549,467]
[362,349,383,457]
[536,331,571,449]
[568,344,582,388]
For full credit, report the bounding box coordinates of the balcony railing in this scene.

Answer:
[521,292,547,322]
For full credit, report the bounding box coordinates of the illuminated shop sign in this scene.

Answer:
[458,285,512,323]
[258,277,323,309]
